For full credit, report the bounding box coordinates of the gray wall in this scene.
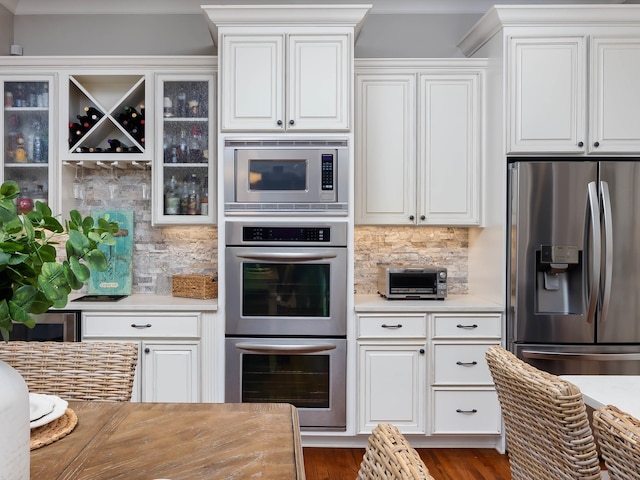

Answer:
[10,12,480,58]
[0,5,13,55]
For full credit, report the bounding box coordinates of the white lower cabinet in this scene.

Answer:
[82,312,201,403]
[357,310,503,442]
[430,313,502,435]
[357,313,427,434]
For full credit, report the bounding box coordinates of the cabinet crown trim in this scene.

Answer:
[203,4,371,44]
[459,5,640,56]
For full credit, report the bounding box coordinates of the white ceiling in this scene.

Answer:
[0,0,631,16]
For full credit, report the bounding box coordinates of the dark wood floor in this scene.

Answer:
[303,447,512,480]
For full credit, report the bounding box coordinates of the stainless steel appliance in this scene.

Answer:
[377,265,447,300]
[223,139,349,215]
[9,310,80,342]
[225,220,347,429]
[508,159,640,374]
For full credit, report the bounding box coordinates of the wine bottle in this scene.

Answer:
[83,106,103,122]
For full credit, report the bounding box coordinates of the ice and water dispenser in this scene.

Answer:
[536,245,582,314]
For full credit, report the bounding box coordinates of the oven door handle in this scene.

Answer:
[235,252,338,261]
[234,342,337,354]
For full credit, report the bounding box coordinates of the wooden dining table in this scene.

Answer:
[30,401,306,480]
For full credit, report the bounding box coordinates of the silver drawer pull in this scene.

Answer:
[456,409,478,414]
[381,324,403,329]
[456,361,478,366]
[456,324,478,329]
[131,323,152,328]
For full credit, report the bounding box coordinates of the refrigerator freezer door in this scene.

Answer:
[515,344,640,375]
[598,162,640,343]
[508,161,598,344]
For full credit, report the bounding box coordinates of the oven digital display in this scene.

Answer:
[242,226,331,242]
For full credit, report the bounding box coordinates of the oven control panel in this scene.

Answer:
[242,226,330,242]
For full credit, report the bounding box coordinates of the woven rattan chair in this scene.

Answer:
[357,423,435,480]
[593,405,640,480]
[485,345,602,480]
[0,341,138,401]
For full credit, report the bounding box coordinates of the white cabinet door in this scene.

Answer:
[141,342,199,403]
[355,73,416,224]
[508,37,586,153]
[221,33,349,132]
[221,35,284,131]
[287,34,349,131]
[419,73,481,225]
[358,343,426,434]
[590,37,640,153]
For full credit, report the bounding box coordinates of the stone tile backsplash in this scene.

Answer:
[65,169,468,295]
[354,226,468,295]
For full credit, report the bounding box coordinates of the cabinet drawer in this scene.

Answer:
[432,314,501,339]
[83,313,200,339]
[433,343,497,385]
[357,314,427,339]
[432,389,501,434]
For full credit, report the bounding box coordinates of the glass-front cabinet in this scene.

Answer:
[153,74,215,225]
[2,76,57,214]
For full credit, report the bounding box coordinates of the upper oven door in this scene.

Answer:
[225,246,347,336]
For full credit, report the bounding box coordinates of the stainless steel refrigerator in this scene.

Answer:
[508,159,640,375]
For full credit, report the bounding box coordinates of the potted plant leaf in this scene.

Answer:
[0,179,119,341]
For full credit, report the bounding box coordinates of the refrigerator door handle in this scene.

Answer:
[585,181,601,324]
[599,180,613,326]
[522,350,640,361]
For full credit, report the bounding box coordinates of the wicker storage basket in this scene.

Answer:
[171,274,218,299]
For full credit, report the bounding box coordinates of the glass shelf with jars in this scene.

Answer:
[2,78,56,214]
[154,75,215,225]
[63,74,150,161]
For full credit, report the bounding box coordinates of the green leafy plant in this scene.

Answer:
[0,180,119,341]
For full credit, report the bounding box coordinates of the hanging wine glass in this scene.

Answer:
[72,164,85,201]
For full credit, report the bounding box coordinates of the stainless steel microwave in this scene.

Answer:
[377,265,448,300]
[223,139,349,215]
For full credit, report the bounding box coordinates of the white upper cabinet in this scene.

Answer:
[590,37,640,153]
[355,60,483,226]
[221,33,349,132]
[509,35,640,154]
[204,4,370,133]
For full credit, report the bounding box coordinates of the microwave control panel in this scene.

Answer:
[321,154,334,190]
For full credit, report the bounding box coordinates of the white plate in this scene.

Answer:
[29,393,55,422]
[30,395,68,429]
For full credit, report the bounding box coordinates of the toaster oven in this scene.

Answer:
[377,265,447,300]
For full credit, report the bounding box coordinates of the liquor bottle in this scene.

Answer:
[163,96,173,117]
[14,134,27,162]
[176,89,187,118]
[188,125,203,163]
[31,120,46,163]
[32,183,48,207]
[177,129,188,163]
[187,174,201,215]
[27,85,38,108]
[17,185,33,214]
[164,175,180,215]
[179,177,190,214]
[14,84,26,107]
[200,180,209,216]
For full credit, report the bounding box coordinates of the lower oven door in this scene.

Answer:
[225,337,347,430]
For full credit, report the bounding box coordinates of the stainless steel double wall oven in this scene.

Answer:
[223,139,350,430]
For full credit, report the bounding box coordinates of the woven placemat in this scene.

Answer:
[30,408,78,450]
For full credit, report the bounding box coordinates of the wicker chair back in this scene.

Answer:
[0,341,138,402]
[357,423,435,480]
[593,404,640,480]
[485,345,602,480]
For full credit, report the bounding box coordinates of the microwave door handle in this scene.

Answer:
[235,252,338,261]
[234,342,337,354]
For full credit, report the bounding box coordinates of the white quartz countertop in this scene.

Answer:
[354,294,503,312]
[59,294,218,312]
